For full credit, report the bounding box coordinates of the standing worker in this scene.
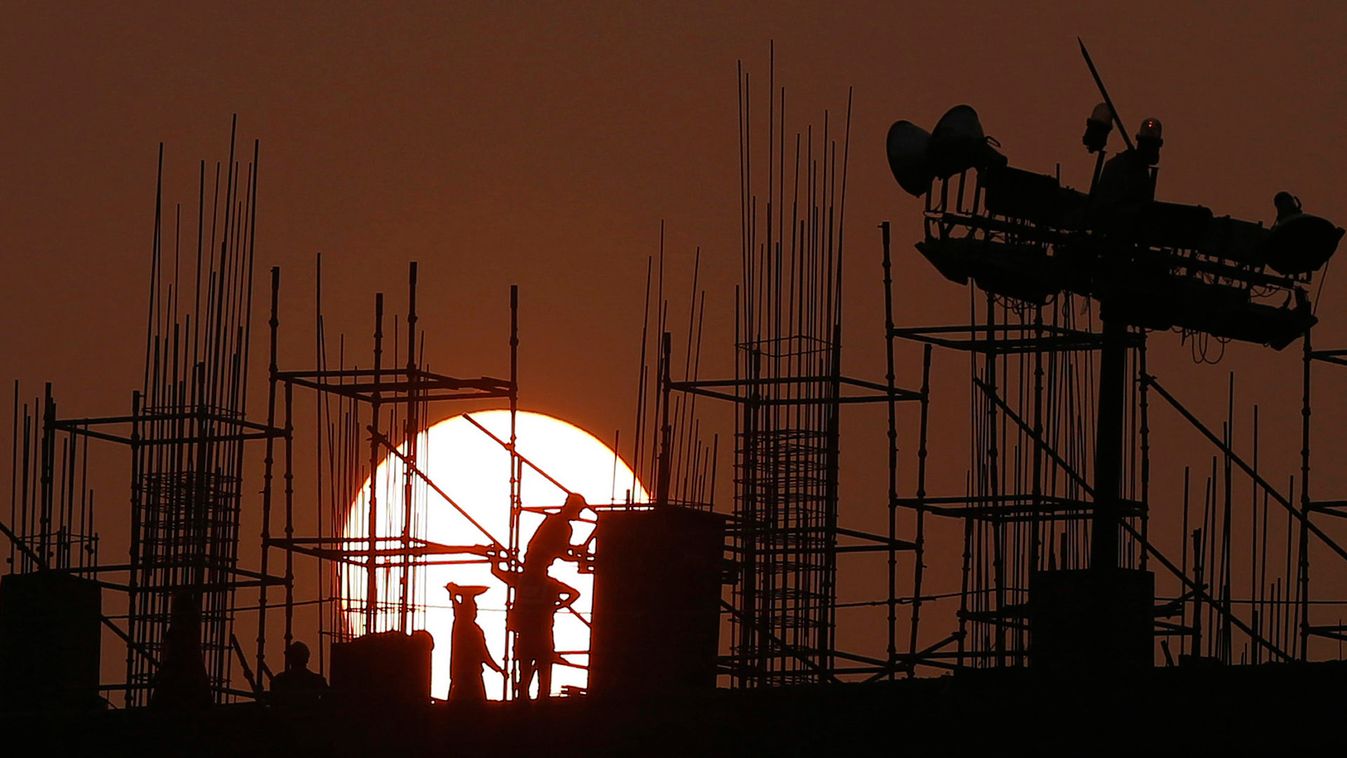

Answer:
[490,561,578,699]
[444,582,503,703]
[1091,117,1164,236]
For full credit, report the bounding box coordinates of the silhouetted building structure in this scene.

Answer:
[1029,568,1154,676]
[330,630,435,705]
[590,508,725,696]
[7,44,1347,758]
[881,40,1344,677]
[0,572,101,711]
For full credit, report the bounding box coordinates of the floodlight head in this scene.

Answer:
[885,120,934,197]
[1263,193,1344,275]
[1136,117,1164,165]
[928,105,1007,178]
[1083,102,1113,153]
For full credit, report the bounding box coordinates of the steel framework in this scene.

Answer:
[889,151,1347,674]
[4,123,288,706]
[662,58,923,687]
[257,260,532,697]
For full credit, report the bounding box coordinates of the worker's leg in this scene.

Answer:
[537,626,555,698]
[517,644,537,700]
[538,655,552,699]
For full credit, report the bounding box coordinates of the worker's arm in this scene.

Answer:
[471,629,505,674]
[487,561,511,585]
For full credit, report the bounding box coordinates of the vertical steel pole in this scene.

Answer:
[907,346,932,676]
[255,266,280,693]
[1138,337,1150,571]
[507,284,520,698]
[366,294,384,635]
[400,262,418,634]
[1298,330,1312,659]
[126,390,144,707]
[880,222,898,678]
[283,380,295,649]
[655,333,673,507]
[1091,313,1126,571]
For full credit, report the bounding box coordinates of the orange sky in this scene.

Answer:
[4,2,1347,674]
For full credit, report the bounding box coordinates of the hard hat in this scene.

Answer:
[1138,117,1163,141]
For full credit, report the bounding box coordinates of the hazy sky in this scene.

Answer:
[4,1,1347,672]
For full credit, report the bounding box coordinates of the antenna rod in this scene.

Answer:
[1078,38,1136,152]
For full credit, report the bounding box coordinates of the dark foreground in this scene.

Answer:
[6,662,1345,756]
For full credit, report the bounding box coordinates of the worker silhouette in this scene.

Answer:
[444,582,502,703]
[523,492,590,578]
[1092,117,1163,235]
[490,561,578,699]
[150,590,212,710]
[270,641,327,706]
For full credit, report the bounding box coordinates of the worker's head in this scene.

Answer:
[1274,192,1302,221]
[284,641,311,671]
[561,492,587,518]
[456,594,479,620]
[445,582,485,619]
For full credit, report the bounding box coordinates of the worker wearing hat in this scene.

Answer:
[444,582,502,703]
[1092,117,1164,235]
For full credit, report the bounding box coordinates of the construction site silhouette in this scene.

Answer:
[3,35,1347,757]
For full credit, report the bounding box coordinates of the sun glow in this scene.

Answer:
[338,410,648,700]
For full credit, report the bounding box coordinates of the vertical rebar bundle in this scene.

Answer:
[123,121,262,705]
[725,52,854,686]
[6,382,98,576]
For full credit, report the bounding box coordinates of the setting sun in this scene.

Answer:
[338,410,649,700]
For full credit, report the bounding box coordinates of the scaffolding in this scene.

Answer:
[258,260,528,696]
[1295,333,1347,656]
[8,51,1347,718]
[887,287,1150,669]
[4,123,288,706]
[886,133,1347,674]
[661,57,922,687]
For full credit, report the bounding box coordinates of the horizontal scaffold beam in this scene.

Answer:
[670,375,923,404]
[891,322,1145,354]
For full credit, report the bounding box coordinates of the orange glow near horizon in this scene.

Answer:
[338,410,649,700]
